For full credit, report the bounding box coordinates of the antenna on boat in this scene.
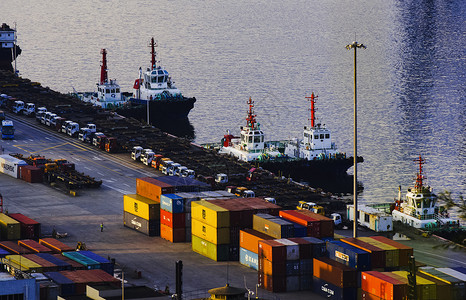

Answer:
[100,49,108,85]
[305,92,318,128]
[150,37,158,70]
[246,97,257,129]
[414,154,426,190]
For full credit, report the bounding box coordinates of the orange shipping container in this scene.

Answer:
[136,177,175,202]
[258,257,286,276]
[294,210,334,238]
[361,271,407,300]
[160,223,185,243]
[279,210,321,238]
[160,209,186,228]
[370,236,413,267]
[39,238,74,253]
[258,240,286,262]
[18,239,53,253]
[239,228,274,254]
[313,257,358,288]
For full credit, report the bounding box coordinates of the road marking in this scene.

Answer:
[102,183,132,195]
[414,249,466,267]
[97,172,105,176]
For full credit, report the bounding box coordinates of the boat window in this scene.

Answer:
[116,88,120,93]
[261,136,264,142]
[158,70,164,75]
[106,89,110,94]
[314,135,319,139]
[111,89,115,93]
[158,76,165,82]
[365,214,370,223]
[249,136,253,143]
[320,134,325,139]
[151,76,157,83]
[325,134,330,139]
[254,136,261,143]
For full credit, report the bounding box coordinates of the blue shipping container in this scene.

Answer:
[36,253,71,270]
[0,248,10,258]
[300,275,312,290]
[44,271,76,296]
[161,194,184,213]
[286,260,300,276]
[286,275,300,292]
[311,276,358,300]
[240,247,258,270]
[300,259,313,275]
[326,240,371,271]
[62,252,100,269]
[77,251,114,275]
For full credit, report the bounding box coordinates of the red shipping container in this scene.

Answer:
[136,177,175,203]
[208,198,255,228]
[340,237,386,268]
[294,210,334,238]
[0,240,33,254]
[39,238,74,253]
[259,257,286,276]
[313,257,358,288]
[9,213,41,239]
[236,198,282,216]
[240,228,274,254]
[258,240,287,262]
[370,236,413,267]
[18,239,53,253]
[160,209,186,228]
[19,165,43,183]
[361,271,407,300]
[287,237,313,259]
[160,223,186,243]
[258,271,286,293]
[23,254,58,272]
[279,210,321,238]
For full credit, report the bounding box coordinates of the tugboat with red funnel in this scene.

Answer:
[214,94,363,193]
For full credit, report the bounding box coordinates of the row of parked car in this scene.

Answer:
[131,146,196,178]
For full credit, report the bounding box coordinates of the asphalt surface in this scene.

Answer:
[1,112,465,300]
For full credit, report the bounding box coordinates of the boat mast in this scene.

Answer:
[150,37,157,70]
[100,49,108,85]
[246,97,257,129]
[414,154,425,191]
[306,92,318,128]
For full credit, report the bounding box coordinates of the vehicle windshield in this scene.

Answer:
[2,126,14,134]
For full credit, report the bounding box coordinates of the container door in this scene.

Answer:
[375,219,378,232]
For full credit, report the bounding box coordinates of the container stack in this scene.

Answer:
[62,252,100,270]
[19,165,43,183]
[239,228,274,270]
[123,194,161,236]
[39,238,75,253]
[357,237,399,269]
[135,177,175,203]
[0,213,21,240]
[160,194,186,242]
[0,240,33,254]
[326,240,371,271]
[384,271,437,300]
[191,200,231,261]
[8,213,41,239]
[155,176,211,193]
[279,210,335,239]
[18,239,53,253]
[312,257,359,299]
[419,267,466,300]
[340,237,386,269]
[361,271,407,300]
[253,213,294,239]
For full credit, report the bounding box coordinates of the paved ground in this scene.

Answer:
[1,113,465,300]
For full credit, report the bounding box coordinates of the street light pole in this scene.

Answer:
[346,41,366,238]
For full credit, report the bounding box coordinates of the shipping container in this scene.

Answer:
[259,257,286,276]
[191,200,230,228]
[156,176,210,192]
[44,271,76,296]
[239,228,274,254]
[52,254,86,270]
[175,192,202,212]
[62,252,100,270]
[59,269,120,295]
[160,194,184,213]
[299,259,313,275]
[340,237,385,268]
[8,213,41,239]
[436,267,466,281]
[136,177,175,202]
[0,248,10,258]
[123,211,160,236]
[300,275,312,291]
[191,234,229,261]
[236,197,281,216]
[0,240,33,254]
[258,271,286,293]
[77,251,114,275]
[387,271,436,300]
[258,240,286,262]
[253,214,294,239]
[275,239,300,260]
[358,237,399,268]
[0,154,28,178]
[361,271,407,300]
[451,267,466,275]
[370,236,413,267]
[123,194,160,220]
[287,237,313,259]
[416,271,453,300]
[23,254,59,272]
[19,165,43,183]
[0,213,21,240]
[239,247,258,270]
[311,276,358,300]
[326,240,371,271]
[160,223,186,243]
[39,238,74,253]
[160,209,186,228]
[18,239,53,253]
[294,210,334,238]
[301,237,326,258]
[313,257,358,288]
[279,210,321,238]
[36,253,72,271]
[286,275,300,292]
[3,254,43,272]
[208,198,255,228]
[191,218,230,244]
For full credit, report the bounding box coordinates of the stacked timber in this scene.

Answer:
[123,194,161,236]
[8,213,41,239]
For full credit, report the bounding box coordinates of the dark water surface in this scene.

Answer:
[2,0,464,208]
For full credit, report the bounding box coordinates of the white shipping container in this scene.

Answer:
[0,154,27,178]
[275,238,300,261]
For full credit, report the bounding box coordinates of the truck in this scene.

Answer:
[1,120,14,139]
[35,107,47,123]
[23,103,35,116]
[234,187,255,198]
[45,113,57,126]
[297,201,325,215]
[61,120,73,133]
[167,163,181,176]
[78,124,97,143]
[141,151,155,166]
[51,117,67,132]
[174,166,187,176]
[161,160,174,174]
[104,137,119,153]
[181,169,195,178]
[66,122,80,137]
[41,111,52,124]
[0,110,5,121]
[131,146,144,161]
[93,132,107,149]
[12,100,24,114]
[150,154,164,169]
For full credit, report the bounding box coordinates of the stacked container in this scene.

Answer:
[419,267,465,300]
[358,236,399,268]
[19,165,43,183]
[361,270,407,299]
[293,210,334,238]
[340,237,386,269]
[258,239,288,292]
[0,213,21,240]
[155,176,210,193]
[18,239,53,253]
[36,253,72,271]
[279,210,322,238]
[77,251,114,275]
[2,254,44,273]
[239,228,274,270]
[8,213,41,239]
[160,194,186,242]
[416,270,455,300]
[135,177,175,202]
[191,200,230,261]
[0,241,33,254]
[39,238,74,253]
[123,194,160,236]
[385,271,437,300]
[312,257,359,299]
[370,236,413,267]
[326,240,371,271]
[62,252,100,270]
[23,254,59,272]
[54,269,120,295]
[253,214,294,239]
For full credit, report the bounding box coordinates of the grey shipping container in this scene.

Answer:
[123,211,160,236]
[253,214,294,239]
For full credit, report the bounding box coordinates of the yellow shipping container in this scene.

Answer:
[359,237,399,267]
[391,271,437,300]
[124,194,160,220]
[191,200,229,228]
[191,218,230,245]
[4,255,43,273]
[0,213,21,240]
[191,235,229,261]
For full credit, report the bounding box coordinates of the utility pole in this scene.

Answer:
[346,41,366,238]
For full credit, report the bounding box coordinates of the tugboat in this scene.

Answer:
[392,155,459,229]
[76,49,127,109]
[217,94,362,191]
[116,37,196,121]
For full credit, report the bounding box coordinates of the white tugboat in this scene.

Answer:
[77,49,127,109]
[392,155,459,229]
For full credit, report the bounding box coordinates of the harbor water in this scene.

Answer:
[1,0,464,207]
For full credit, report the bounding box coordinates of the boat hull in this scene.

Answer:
[116,96,196,121]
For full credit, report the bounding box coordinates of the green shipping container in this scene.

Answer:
[192,235,229,261]
[0,213,21,240]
